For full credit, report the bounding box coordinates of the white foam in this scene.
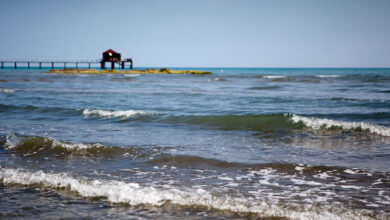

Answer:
[82,108,156,119]
[262,75,286,79]
[4,134,102,150]
[340,185,362,190]
[291,178,323,186]
[0,88,17,93]
[214,77,227,81]
[51,139,102,150]
[0,167,371,220]
[315,172,332,179]
[344,169,357,175]
[124,74,141,77]
[217,176,234,181]
[315,75,341,78]
[289,114,390,137]
[295,166,305,172]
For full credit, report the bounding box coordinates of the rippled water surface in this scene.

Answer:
[1,68,390,219]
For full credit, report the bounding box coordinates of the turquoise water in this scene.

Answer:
[0,68,390,219]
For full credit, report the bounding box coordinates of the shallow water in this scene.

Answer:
[0,68,390,219]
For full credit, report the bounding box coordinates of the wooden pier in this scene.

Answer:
[0,59,133,70]
[1,49,134,70]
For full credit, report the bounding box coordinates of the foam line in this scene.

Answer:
[0,167,371,219]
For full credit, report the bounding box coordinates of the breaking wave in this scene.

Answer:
[124,74,141,77]
[158,113,390,137]
[0,88,17,93]
[315,75,342,78]
[82,108,158,119]
[290,114,390,137]
[0,134,169,158]
[261,75,286,79]
[0,101,388,137]
[2,133,102,151]
[0,167,376,219]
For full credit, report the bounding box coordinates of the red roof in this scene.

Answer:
[103,49,119,54]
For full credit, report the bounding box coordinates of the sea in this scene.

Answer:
[0,67,389,219]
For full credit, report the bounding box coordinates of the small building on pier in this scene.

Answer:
[100,49,133,70]
[102,49,121,62]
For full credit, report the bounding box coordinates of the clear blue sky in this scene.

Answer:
[0,0,389,67]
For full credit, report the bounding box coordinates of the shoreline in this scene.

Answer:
[47,68,212,75]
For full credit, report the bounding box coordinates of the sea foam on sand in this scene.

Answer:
[0,167,371,220]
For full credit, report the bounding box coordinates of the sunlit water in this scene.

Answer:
[0,68,389,219]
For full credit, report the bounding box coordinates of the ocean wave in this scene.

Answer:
[315,75,341,78]
[290,114,390,137]
[0,167,375,219]
[3,133,101,151]
[214,77,228,81]
[0,88,17,93]
[158,113,390,137]
[147,155,348,174]
[82,108,157,119]
[262,75,286,79]
[0,103,80,115]
[248,86,281,90]
[124,74,141,77]
[0,103,154,119]
[0,134,169,158]
[159,114,301,132]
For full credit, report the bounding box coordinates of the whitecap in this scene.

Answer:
[314,172,332,179]
[289,114,390,137]
[214,77,227,81]
[340,185,362,190]
[262,75,285,79]
[0,88,17,93]
[124,74,141,77]
[51,139,102,150]
[315,75,341,78]
[344,169,357,175]
[82,108,156,119]
[3,133,102,150]
[217,176,234,181]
